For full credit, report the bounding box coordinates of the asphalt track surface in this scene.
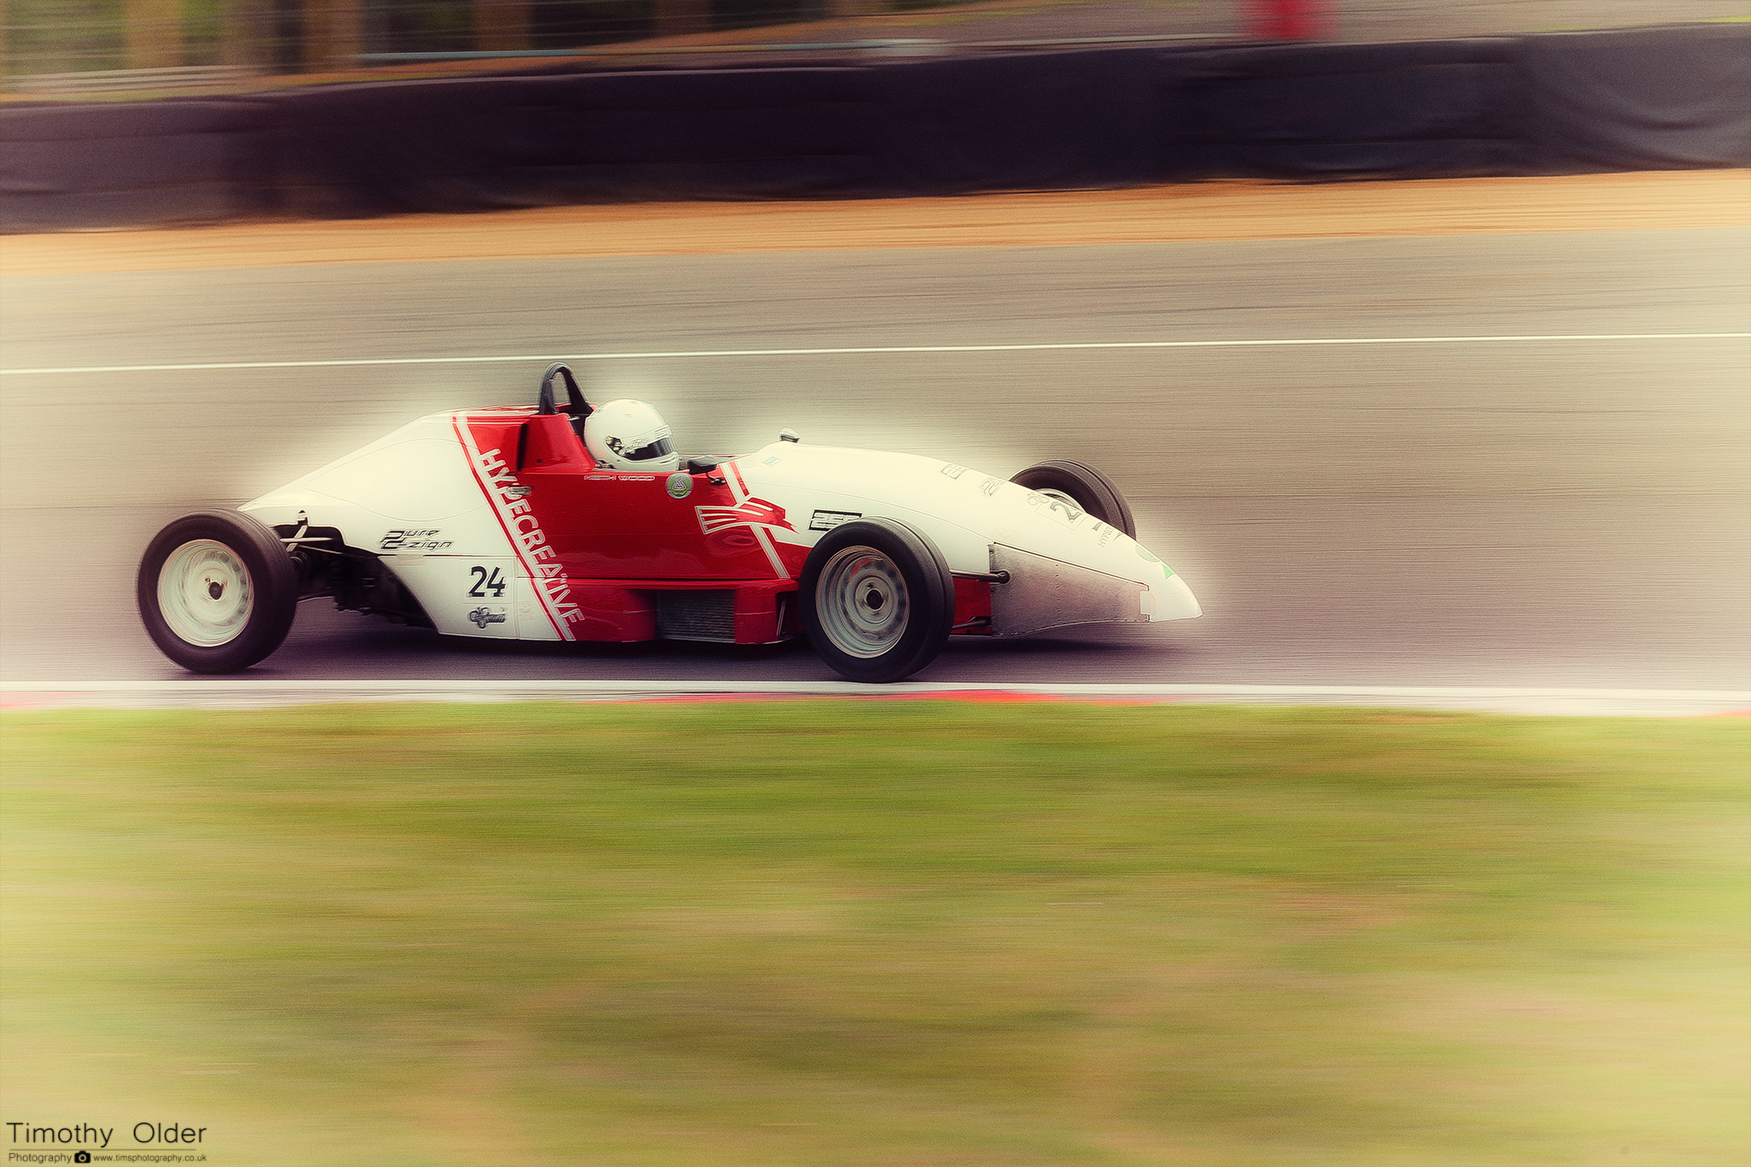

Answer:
[2,225,1747,694]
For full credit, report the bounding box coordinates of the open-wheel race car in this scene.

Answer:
[138,364,1201,682]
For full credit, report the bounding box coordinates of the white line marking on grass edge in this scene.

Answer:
[4,333,1747,376]
[3,680,1747,716]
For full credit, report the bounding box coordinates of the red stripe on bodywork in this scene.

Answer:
[722,460,791,579]
[726,461,750,501]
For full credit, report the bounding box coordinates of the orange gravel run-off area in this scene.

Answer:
[3,169,1748,277]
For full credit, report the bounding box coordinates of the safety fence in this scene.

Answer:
[2,22,1746,232]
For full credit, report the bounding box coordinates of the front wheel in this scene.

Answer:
[1010,460,1135,538]
[137,510,299,673]
[800,518,955,683]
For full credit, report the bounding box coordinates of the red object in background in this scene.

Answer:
[1246,0,1330,39]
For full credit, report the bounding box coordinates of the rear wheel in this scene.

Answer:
[1009,460,1135,538]
[137,510,299,673]
[800,518,955,683]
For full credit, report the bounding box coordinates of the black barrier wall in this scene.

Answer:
[1161,38,1534,179]
[3,23,1746,232]
[2,99,274,230]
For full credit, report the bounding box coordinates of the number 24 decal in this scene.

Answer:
[469,566,507,597]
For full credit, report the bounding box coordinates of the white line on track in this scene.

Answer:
[3,333,1747,376]
[3,680,1747,716]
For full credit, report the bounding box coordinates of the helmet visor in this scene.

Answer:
[623,436,674,463]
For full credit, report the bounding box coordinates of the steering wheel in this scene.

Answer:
[537,363,591,419]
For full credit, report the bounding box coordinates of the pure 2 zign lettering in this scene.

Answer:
[379,528,452,552]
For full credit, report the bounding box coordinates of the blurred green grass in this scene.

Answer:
[2,702,1746,1166]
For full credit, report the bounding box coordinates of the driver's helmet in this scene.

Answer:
[583,400,680,473]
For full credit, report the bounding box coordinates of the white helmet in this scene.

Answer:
[583,400,680,473]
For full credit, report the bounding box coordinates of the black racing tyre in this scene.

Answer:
[799,518,956,683]
[1009,459,1136,539]
[137,510,299,673]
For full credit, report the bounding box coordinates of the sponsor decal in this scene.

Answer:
[1098,525,1119,546]
[697,497,789,537]
[809,509,862,532]
[459,432,586,637]
[666,472,693,499]
[980,476,1001,498]
[469,606,509,628]
[1135,543,1161,563]
[380,528,452,552]
[940,463,969,480]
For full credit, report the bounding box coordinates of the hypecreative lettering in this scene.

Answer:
[472,447,584,629]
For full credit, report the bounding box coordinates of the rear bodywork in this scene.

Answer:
[240,407,1200,645]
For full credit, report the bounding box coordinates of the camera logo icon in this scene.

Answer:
[75,1154,92,1164]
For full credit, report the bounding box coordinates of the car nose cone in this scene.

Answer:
[1150,570,1202,621]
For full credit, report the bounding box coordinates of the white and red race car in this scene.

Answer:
[137,365,1200,682]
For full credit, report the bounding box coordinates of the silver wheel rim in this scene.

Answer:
[817,545,909,659]
[157,539,253,647]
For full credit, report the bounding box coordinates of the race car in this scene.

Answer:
[137,364,1200,682]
